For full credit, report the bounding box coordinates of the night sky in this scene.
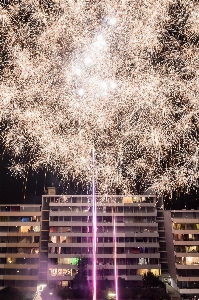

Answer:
[0,1,199,210]
[0,150,89,205]
[1,151,199,210]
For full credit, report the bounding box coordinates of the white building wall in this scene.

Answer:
[41,194,160,288]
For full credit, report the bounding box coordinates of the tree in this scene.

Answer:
[142,271,160,288]
[0,287,25,300]
[73,256,92,299]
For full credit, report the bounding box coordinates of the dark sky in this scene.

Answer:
[1,152,199,209]
[0,1,199,210]
[0,152,87,204]
[0,154,45,204]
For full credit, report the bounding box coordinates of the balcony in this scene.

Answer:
[0,253,39,258]
[0,232,40,236]
[50,211,92,216]
[174,241,199,246]
[48,253,160,262]
[96,253,160,259]
[49,200,155,206]
[175,263,199,269]
[48,242,159,249]
[0,222,40,227]
[49,232,93,236]
[49,231,158,237]
[172,218,198,223]
[88,275,143,281]
[175,252,199,257]
[48,195,156,205]
[178,288,199,294]
[0,212,41,217]
[47,274,72,281]
[0,275,38,280]
[0,263,38,269]
[173,229,199,234]
[0,242,39,248]
[177,275,199,281]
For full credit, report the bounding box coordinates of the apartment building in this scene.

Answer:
[39,192,160,288]
[0,204,41,293]
[164,210,199,299]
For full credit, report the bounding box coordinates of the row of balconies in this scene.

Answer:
[0,275,38,280]
[173,229,199,235]
[172,223,199,230]
[172,218,199,223]
[47,274,140,281]
[48,242,158,253]
[0,242,39,247]
[174,240,199,245]
[177,279,199,289]
[177,288,199,294]
[0,212,41,217]
[49,211,157,219]
[47,196,155,204]
[0,263,39,269]
[50,209,156,214]
[48,267,160,278]
[0,237,39,243]
[0,205,40,212]
[175,263,199,269]
[49,230,158,236]
[0,269,38,276]
[177,275,199,281]
[49,232,158,238]
[48,242,159,248]
[0,232,40,236]
[0,253,39,258]
[49,237,157,243]
[0,222,40,227]
[49,225,158,233]
[175,252,199,257]
[48,253,160,258]
[49,219,157,226]
[50,212,157,220]
[0,286,37,292]
[47,274,158,281]
[48,263,160,269]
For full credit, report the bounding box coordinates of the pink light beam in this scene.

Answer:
[92,147,97,300]
[113,211,118,300]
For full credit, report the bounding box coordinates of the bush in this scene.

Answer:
[0,287,25,300]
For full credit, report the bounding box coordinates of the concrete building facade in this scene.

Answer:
[39,192,160,289]
[4,192,199,300]
[0,204,41,292]
[164,210,199,299]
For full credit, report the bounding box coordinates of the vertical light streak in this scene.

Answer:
[92,147,97,300]
[113,209,118,300]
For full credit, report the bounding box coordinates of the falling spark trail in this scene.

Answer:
[1,1,199,195]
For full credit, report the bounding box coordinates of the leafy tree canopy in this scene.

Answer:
[142,271,160,288]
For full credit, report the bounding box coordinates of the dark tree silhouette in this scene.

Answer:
[73,256,92,299]
[142,271,160,288]
[0,287,25,300]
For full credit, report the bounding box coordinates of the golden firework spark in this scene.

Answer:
[0,0,199,194]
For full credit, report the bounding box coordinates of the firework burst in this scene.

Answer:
[0,0,199,194]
